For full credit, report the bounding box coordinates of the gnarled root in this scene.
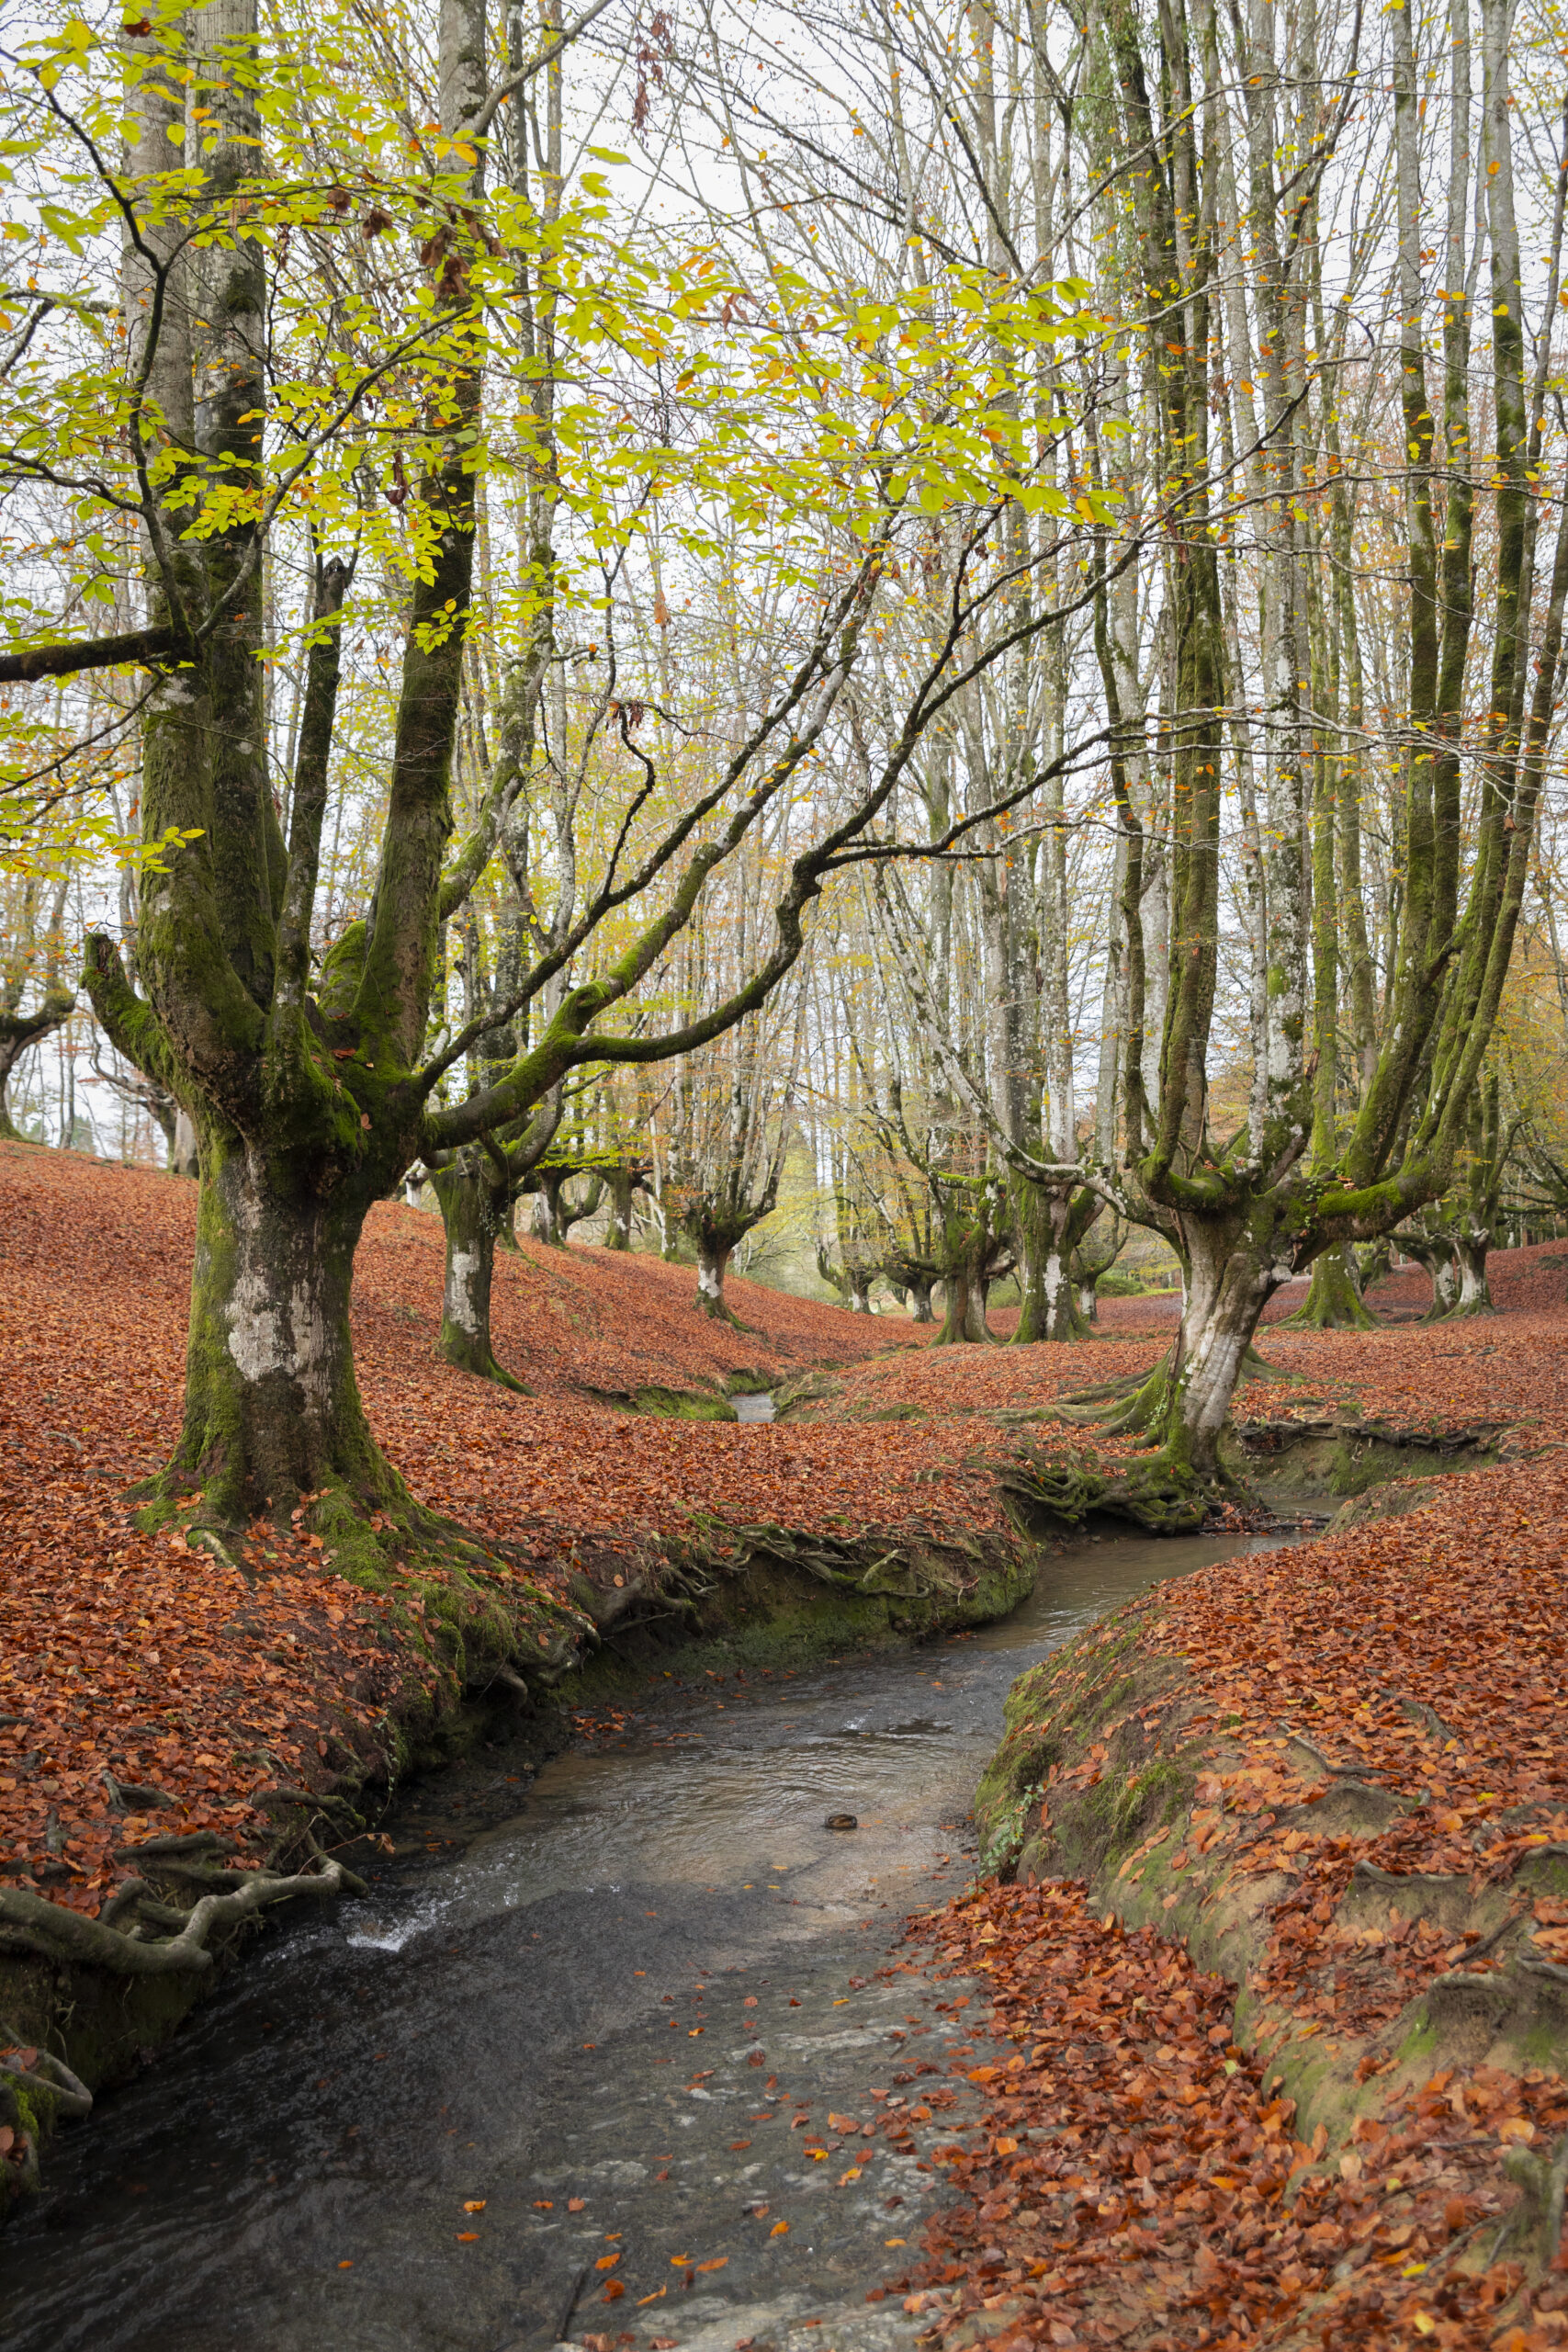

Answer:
[0,2031,92,2121]
[998,1453,1110,1526]
[0,1855,360,1977]
[1095,1461,1212,1534]
[999,1446,1212,1535]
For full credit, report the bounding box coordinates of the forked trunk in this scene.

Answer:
[432,1151,527,1390]
[1450,1227,1495,1315]
[848,1270,872,1313]
[1147,1221,1285,1482]
[171,1140,392,1527]
[1012,1178,1095,1343]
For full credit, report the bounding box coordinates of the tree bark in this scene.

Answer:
[603,1164,637,1250]
[170,1136,392,1526]
[1450,1226,1495,1315]
[431,1150,528,1388]
[695,1237,735,1319]
[1281,1244,1378,1329]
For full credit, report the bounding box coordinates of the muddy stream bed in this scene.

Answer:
[0,1528,1284,2352]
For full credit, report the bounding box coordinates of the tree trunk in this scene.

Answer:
[531,1168,568,1247]
[694,1238,734,1319]
[431,1151,527,1390]
[1012,1176,1098,1343]
[1450,1226,1495,1315]
[604,1164,636,1250]
[1280,1244,1378,1329]
[935,1261,992,1344]
[1404,1235,1460,1319]
[907,1277,934,1324]
[848,1269,872,1313]
[1153,1225,1284,1481]
[1357,1237,1393,1295]
[1106,1217,1286,1490]
[168,1141,394,1528]
[935,1269,973,1345]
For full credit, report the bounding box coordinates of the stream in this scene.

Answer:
[0,1527,1282,2352]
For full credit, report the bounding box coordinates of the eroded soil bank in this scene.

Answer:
[961,1461,1568,2346]
[0,1532,1273,2352]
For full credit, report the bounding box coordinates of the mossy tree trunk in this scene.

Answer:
[683,1195,771,1323]
[173,1130,397,1525]
[1281,1244,1378,1329]
[1011,1173,1100,1343]
[430,1148,529,1391]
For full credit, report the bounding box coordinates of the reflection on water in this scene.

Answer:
[732,1391,776,1423]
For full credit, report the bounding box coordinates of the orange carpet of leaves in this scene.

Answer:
[6,1145,1568,2335]
[886,1249,1568,2349]
[902,1888,1566,2350]
[0,1143,979,1906]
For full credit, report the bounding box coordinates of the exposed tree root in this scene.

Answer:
[0,1854,361,1976]
[998,1445,1213,1535]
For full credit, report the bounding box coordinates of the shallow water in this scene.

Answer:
[0,1530,1283,2352]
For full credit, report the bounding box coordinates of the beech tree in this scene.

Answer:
[0,878,73,1140]
[1,0,1120,1555]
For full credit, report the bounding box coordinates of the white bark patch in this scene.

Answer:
[446,1247,482,1337]
[697,1255,723,1299]
[225,1267,333,1405]
[226,1268,288,1383]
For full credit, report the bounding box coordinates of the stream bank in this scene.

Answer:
[0,1529,1278,2352]
[969,1459,1568,2335]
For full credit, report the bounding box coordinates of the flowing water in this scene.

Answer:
[0,1529,1286,2352]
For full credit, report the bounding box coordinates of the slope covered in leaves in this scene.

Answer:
[0,1144,977,1910]
[897,1883,1568,2349]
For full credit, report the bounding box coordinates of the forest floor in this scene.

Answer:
[4,1142,1568,2343]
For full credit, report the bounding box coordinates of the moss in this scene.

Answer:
[590,1383,739,1420]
